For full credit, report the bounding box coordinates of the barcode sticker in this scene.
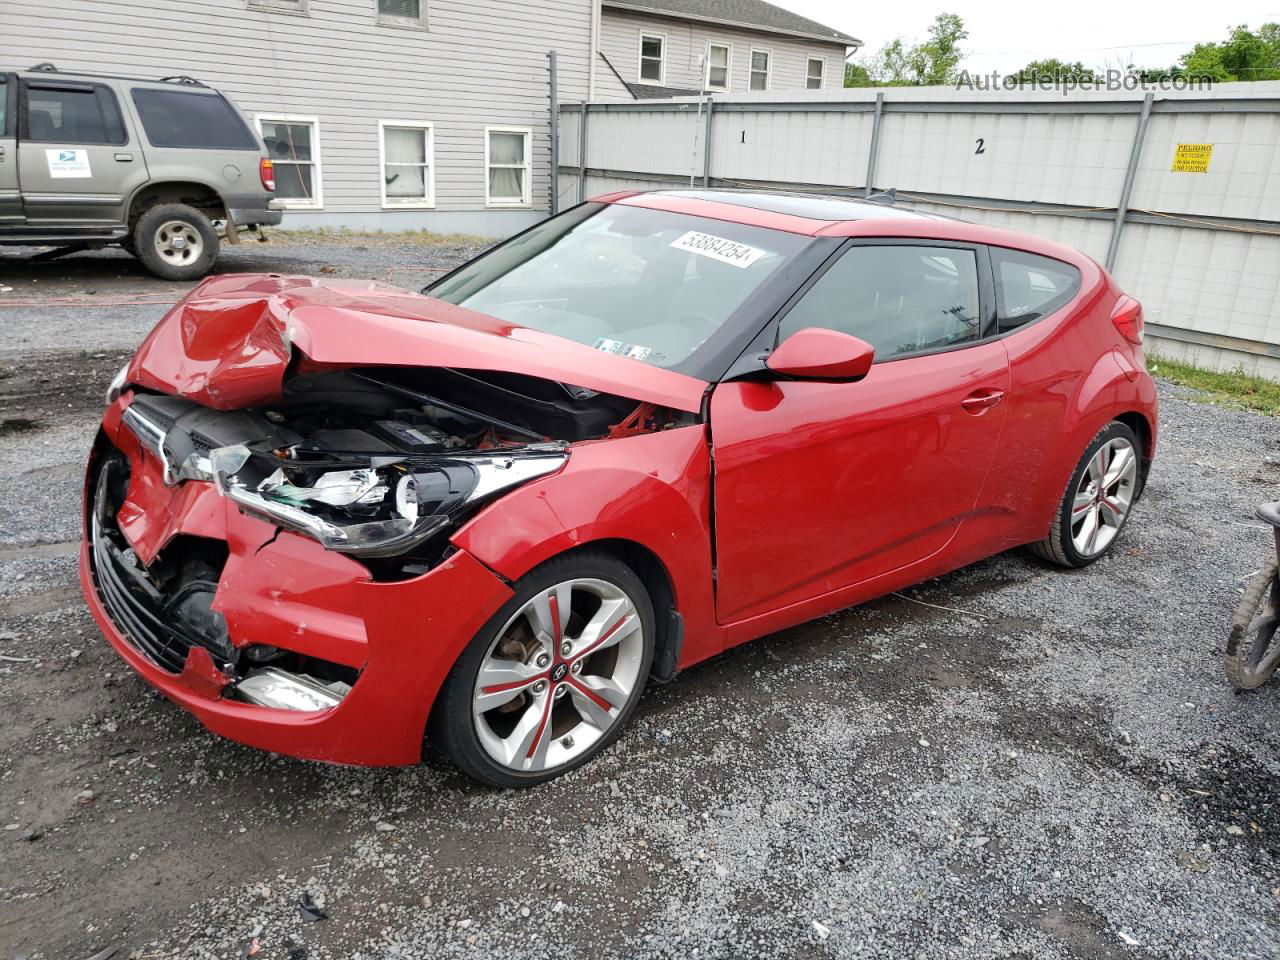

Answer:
[670,231,769,269]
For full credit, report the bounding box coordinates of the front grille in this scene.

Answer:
[89,455,234,676]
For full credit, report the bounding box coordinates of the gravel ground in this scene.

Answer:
[1,239,1278,960]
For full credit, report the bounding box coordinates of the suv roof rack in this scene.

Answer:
[23,63,208,88]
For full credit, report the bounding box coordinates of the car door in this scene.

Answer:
[0,74,23,230]
[17,77,144,230]
[710,240,1011,624]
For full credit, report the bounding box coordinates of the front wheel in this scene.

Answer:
[1225,558,1280,690]
[133,203,219,281]
[1030,421,1141,568]
[429,551,654,787]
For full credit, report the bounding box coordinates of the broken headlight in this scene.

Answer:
[210,444,566,558]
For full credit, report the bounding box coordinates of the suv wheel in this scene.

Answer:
[133,203,219,281]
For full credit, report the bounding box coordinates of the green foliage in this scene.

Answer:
[843,13,968,87]
[1134,22,1280,81]
[1150,354,1280,416]
[1009,59,1098,83]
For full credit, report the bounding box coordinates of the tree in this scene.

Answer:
[843,13,968,87]
[1009,59,1097,84]
[1132,23,1280,82]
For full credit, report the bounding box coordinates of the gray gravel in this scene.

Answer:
[1,238,1277,960]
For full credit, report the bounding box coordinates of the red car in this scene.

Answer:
[82,191,1157,786]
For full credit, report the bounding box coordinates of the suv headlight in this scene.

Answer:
[210,444,566,558]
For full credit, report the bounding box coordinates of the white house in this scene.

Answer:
[0,0,859,235]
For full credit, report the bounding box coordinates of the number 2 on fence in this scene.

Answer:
[974,138,985,155]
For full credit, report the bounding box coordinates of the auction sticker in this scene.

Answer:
[670,231,768,269]
[594,337,653,361]
[46,148,92,179]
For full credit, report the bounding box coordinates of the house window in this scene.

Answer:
[257,115,321,207]
[750,49,771,90]
[639,34,665,84]
[705,43,731,91]
[377,0,425,28]
[806,57,826,89]
[379,121,434,208]
[247,0,309,14]
[485,127,531,207]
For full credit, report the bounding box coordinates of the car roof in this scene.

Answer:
[651,189,943,223]
[601,188,953,237]
[600,188,1095,267]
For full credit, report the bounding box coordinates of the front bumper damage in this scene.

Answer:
[82,399,513,766]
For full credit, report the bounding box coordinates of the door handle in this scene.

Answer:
[961,389,1005,414]
[114,153,134,162]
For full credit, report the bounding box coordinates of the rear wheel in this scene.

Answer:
[429,551,654,787]
[1030,421,1141,568]
[133,203,219,281]
[1225,558,1280,690]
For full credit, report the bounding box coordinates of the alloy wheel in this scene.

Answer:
[1071,436,1138,557]
[153,220,204,266]
[471,578,644,773]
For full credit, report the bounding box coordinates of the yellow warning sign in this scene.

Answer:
[1172,143,1213,173]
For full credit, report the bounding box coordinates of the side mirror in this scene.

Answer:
[765,327,875,382]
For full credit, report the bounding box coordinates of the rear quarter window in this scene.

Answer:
[992,248,1081,333]
[130,88,258,150]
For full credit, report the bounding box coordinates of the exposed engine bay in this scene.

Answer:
[119,365,694,574]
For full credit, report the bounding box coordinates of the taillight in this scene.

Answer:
[1111,295,1144,345]
[259,157,276,192]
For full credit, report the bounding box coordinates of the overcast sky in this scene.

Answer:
[784,1,1280,74]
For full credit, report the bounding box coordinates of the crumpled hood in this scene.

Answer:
[128,274,709,413]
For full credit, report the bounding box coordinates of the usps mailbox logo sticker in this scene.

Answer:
[45,148,92,179]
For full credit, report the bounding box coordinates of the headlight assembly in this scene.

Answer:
[210,443,566,558]
[106,363,131,405]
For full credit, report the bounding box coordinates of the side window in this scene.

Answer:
[23,83,127,146]
[779,245,982,361]
[131,88,258,150]
[992,248,1081,332]
[0,78,8,136]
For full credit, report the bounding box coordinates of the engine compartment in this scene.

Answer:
[121,365,697,580]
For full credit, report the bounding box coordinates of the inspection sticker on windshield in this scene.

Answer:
[594,338,653,361]
[670,231,768,269]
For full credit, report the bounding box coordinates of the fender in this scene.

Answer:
[1024,349,1146,539]
[450,425,724,667]
[126,177,229,213]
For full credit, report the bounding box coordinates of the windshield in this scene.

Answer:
[429,203,810,373]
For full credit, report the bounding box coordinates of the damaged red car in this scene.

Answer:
[82,190,1158,786]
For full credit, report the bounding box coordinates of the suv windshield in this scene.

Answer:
[430,203,810,373]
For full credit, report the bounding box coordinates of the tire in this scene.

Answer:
[133,203,219,281]
[1029,421,1142,568]
[429,550,655,788]
[1225,558,1280,690]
